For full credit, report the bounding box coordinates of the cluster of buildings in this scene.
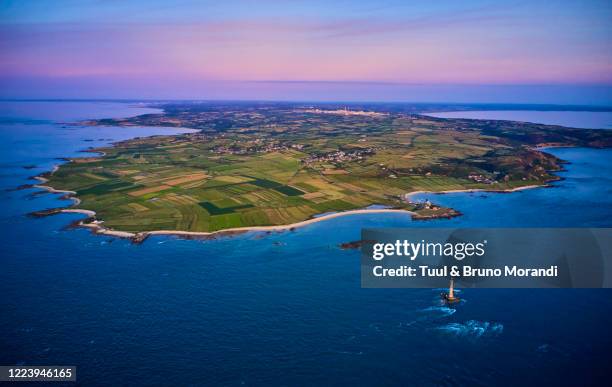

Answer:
[211,140,305,155]
[468,173,495,184]
[402,196,437,211]
[302,148,375,164]
[301,107,387,117]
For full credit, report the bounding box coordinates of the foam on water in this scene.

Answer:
[420,306,457,318]
[436,320,504,338]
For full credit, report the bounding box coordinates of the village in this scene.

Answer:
[300,107,388,117]
[211,139,305,155]
[302,148,376,165]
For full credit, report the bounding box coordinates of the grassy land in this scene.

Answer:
[46,103,611,232]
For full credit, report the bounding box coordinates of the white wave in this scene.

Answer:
[436,320,503,338]
[420,306,457,317]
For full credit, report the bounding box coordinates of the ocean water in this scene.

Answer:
[1,102,611,386]
[425,110,612,129]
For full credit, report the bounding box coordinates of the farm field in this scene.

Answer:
[45,103,612,232]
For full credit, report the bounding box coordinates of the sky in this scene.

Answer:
[1,0,611,104]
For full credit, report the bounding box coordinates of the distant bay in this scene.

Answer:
[425,110,612,129]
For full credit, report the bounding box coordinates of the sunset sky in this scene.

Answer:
[1,0,611,103]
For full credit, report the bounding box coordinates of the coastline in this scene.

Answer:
[31,166,136,238]
[31,162,550,241]
[147,209,416,237]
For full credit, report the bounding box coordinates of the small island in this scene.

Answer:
[38,102,612,237]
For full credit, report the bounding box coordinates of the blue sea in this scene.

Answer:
[1,102,611,386]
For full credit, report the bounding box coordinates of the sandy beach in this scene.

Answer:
[147,209,416,237]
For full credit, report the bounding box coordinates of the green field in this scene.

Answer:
[46,103,611,232]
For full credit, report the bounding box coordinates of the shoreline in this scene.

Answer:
[31,163,549,241]
[147,209,415,237]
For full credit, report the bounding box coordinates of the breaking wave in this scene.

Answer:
[436,320,503,338]
[420,306,457,317]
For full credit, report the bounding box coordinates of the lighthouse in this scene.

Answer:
[441,278,460,303]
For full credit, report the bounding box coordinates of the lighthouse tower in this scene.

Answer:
[442,278,460,303]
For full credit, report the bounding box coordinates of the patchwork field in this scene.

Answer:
[45,103,612,233]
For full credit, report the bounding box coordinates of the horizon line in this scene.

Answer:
[1,98,612,109]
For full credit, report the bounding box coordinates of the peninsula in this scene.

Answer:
[39,102,612,235]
